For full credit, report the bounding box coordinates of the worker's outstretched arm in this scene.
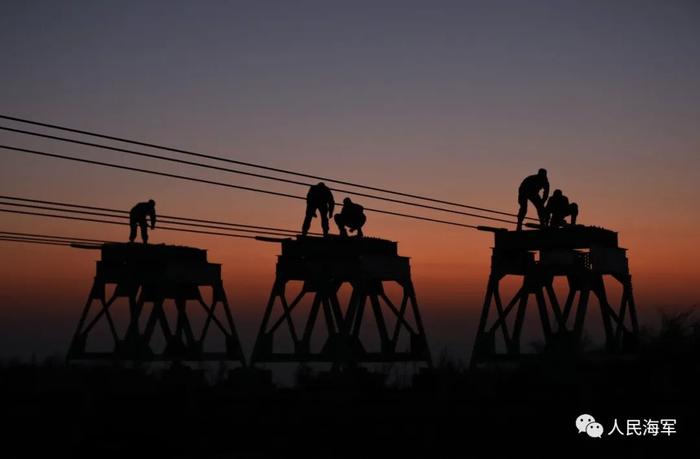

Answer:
[150,209,156,229]
[328,194,335,217]
[542,179,550,201]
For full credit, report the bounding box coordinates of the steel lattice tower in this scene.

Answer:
[68,243,245,365]
[471,226,639,367]
[251,236,432,369]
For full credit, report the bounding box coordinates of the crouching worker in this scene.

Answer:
[545,190,578,228]
[334,198,366,237]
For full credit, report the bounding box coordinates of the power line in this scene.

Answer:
[0,236,73,247]
[0,230,115,248]
[0,230,109,244]
[0,235,90,245]
[0,125,517,225]
[0,144,481,230]
[0,194,316,236]
[0,201,298,238]
[0,113,533,221]
[0,208,261,239]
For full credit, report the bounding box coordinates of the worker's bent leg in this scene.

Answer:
[139,222,148,244]
[129,221,137,242]
[531,196,547,227]
[301,215,312,236]
[516,194,527,231]
[543,210,552,228]
[569,203,579,225]
[334,214,347,237]
[356,214,367,237]
[550,213,565,228]
[319,208,329,237]
[301,206,314,236]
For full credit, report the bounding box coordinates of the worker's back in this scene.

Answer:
[342,201,364,221]
[130,200,156,221]
[307,183,332,206]
[519,174,547,195]
[130,201,150,218]
[547,193,569,212]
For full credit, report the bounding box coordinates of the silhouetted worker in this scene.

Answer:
[301,182,335,237]
[129,199,156,243]
[334,197,366,237]
[545,189,578,228]
[517,168,549,231]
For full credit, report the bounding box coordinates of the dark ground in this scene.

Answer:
[2,312,698,458]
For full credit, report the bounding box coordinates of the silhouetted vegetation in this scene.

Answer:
[2,311,697,458]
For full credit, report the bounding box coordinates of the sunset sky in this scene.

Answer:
[1,1,698,368]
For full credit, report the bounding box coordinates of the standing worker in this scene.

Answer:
[129,199,156,243]
[516,168,549,231]
[334,197,367,237]
[301,182,335,237]
[545,189,579,228]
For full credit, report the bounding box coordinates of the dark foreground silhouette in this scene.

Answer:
[2,311,698,458]
[300,183,368,238]
[128,199,156,243]
[301,182,334,237]
[517,168,549,230]
[546,189,579,227]
[334,197,366,237]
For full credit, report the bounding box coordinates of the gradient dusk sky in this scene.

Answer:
[1,1,698,367]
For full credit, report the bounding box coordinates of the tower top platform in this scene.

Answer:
[278,236,398,258]
[90,243,218,284]
[256,236,406,282]
[99,243,208,264]
[483,225,619,251]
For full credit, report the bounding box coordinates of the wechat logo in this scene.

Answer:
[576,414,603,438]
